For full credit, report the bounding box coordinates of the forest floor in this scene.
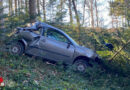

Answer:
[0,52,129,90]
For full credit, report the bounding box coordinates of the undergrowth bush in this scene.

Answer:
[0,52,130,90]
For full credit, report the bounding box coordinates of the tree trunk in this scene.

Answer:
[20,0,23,9]
[116,16,119,28]
[18,0,20,11]
[112,16,114,28]
[9,0,13,15]
[90,0,94,28]
[68,0,73,25]
[95,0,99,27]
[124,0,129,27]
[72,0,80,31]
[37,0,40,16]
[0,0,4,29]
[14,0,18,14]
[29,0,36,23]
[43,0,46,22]
[82,0,86,26]
[25,0,28,13]
[110,0,114,28]
[60,0,63,11]
[72,0,81,43]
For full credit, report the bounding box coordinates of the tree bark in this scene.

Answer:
[110,0,114,28]
[72,0,80,31]
[82,0,86,26]
[95,0,99,27]
[14,0,18,14]
[29,0,36,23]
[68,0,73,25]
[37,0,40,16]
[43,0,46,22]
[90,0,94,28]
[0,0,4,29]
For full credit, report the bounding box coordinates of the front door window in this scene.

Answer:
[45,29,69,43]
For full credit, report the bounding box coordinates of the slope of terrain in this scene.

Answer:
[0,52,129,90]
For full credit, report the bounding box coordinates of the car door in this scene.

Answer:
[39,28,75,63]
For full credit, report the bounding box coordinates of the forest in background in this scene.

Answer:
[0,0,130,89]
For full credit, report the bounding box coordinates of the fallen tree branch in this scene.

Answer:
[109,40,130,62]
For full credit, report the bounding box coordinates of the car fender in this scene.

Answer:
[19,39,28,47]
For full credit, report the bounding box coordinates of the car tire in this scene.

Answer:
[73,59,88,73]
[10,42,24,55]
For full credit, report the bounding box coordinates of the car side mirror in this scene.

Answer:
[67,42,71,49]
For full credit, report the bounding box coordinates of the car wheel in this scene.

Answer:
[10,42,24,55]
[73,59,88,73]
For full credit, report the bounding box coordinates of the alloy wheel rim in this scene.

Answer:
[77,64,85,72]
[12,46,20,54]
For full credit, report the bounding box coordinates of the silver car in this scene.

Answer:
[10,22,99,72]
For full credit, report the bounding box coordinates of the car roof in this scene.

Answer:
[40,22,69,36]
[37,22,79,46]
[41,22,63,32]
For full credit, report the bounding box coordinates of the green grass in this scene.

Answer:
[0,52,130,90]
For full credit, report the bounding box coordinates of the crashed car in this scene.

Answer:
[10,22,99,72]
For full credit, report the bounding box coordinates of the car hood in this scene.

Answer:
[76,45,98,59]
